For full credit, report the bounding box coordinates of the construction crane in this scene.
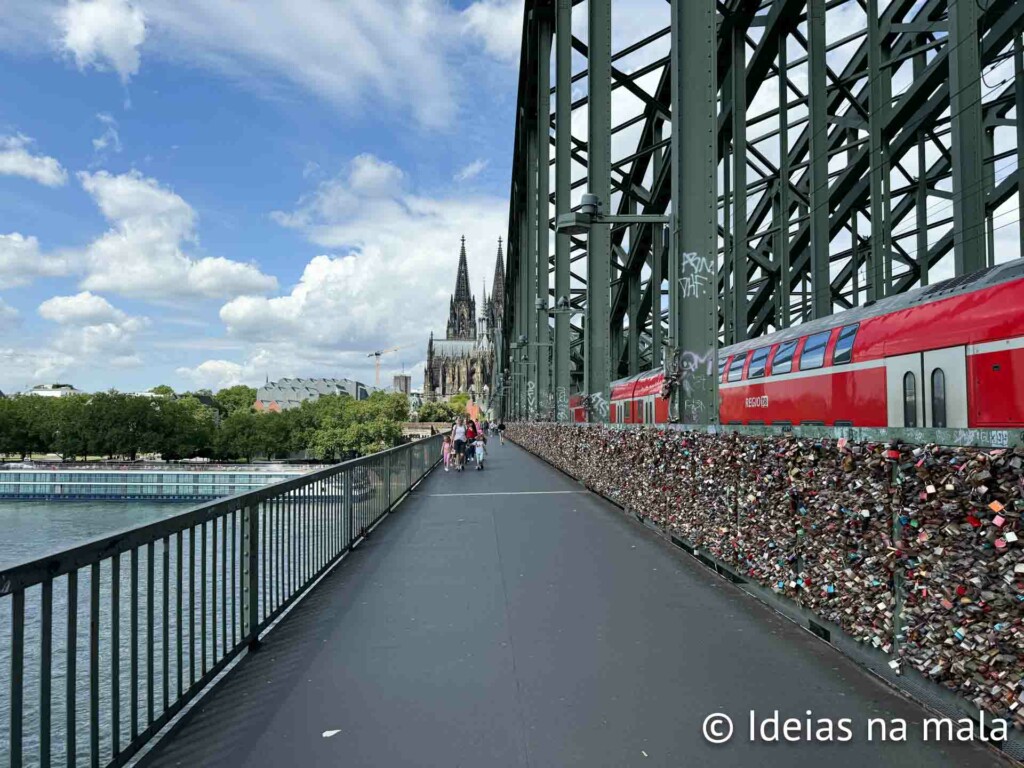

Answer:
[366,343,414,387]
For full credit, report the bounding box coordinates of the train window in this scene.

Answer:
[832,324,859,365]
[835,420,853,427]
[931,368,947,428]
[718,356,727,380]
[727,354,747,382]
[771,340,798,374]
[903,372,918,428]
[799,331,831,370]
[748,347,770,379]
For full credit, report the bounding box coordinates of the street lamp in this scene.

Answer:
[555,192,670,235]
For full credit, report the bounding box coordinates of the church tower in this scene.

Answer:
[488,237,505,339]
[446,236,477,341]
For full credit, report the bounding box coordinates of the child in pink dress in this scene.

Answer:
[442,435,452,471]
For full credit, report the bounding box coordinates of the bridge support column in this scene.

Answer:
[669,0,718,425]
[536,10,552,419]
[807,0,830,319]
[866,0,891,299]
[526,82,539,420]
[553,0,571,421]
[585,0,611,421]
[949,0,986,276]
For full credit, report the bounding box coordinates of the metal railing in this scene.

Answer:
[0,434,444,767]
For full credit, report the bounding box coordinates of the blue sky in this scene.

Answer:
[0,0,522,394]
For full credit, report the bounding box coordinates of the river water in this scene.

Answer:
[0,500,194,767]
[0,500,193,570]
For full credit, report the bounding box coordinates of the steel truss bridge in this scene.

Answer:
[496,0,1024,423]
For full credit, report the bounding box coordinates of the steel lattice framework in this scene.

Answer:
[496,0,1024,423]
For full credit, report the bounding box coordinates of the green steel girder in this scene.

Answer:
[504,0,1022,418]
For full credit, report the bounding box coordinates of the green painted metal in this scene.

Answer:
[536,11,552,417]
[1015,31,1024,263]
[0,437,443,768]
[585,0,612,419]
[807,0,830,319]
[669,0,719,426]
[948,0,987,276]
[731,16,748,341]
[526,106,539,419]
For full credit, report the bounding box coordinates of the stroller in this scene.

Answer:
[473,437,487,470]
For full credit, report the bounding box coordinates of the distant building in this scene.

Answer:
[254,377,373,412]
[393,374,412,394]
[24,383,84,398]
[424,236,501,404]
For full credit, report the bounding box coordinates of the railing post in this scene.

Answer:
[241,504,260,650]
[386,452,393,509]
[344,470,353,548]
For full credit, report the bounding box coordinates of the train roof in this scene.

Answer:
[722,257,1024,357]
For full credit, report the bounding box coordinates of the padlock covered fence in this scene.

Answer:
[0,434,443,768]
[508,424,1024,728]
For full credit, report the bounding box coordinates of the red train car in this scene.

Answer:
[568,394,588,423]
[604,259,1024,429]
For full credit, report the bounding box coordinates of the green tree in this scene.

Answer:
[214,385,257,416]
[149,384,176,397]
[216,410,263,462]
[417,400,462,423]
[449,393,470,414]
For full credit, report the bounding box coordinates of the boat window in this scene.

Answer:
[771,340,798,374]
[799,331,832,370]
[727,354,747,382]
[832,324,859,365]
[931,368,946,428]
[903,372,917,428]
[747,347,770,379]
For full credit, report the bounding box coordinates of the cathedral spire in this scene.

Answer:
[491,237,505,301]
[454,235,471,303]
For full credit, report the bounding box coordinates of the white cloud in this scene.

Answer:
[454,158,489,183]
[0,299,19,323]
[461,0,523,64]
[0,233,72,289]
[92,112,122,156]
[59,0,146,82]
[0,134,68,187]
[29,290,148,370]
[38,290,127,325]
[38,290,147,367]
[175,359,247,390]
[76,170,277,299]
[4,0,533,129]
[187,153,505,385]
[260,153,506,348]
[138,0,458,129]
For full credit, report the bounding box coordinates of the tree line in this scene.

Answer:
[0,385,414,463]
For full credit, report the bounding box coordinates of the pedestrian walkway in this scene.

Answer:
[144,443,1000,768]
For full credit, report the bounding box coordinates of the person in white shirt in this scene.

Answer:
[451,419,468,471]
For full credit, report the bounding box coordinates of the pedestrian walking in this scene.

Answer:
[442,434,452,472]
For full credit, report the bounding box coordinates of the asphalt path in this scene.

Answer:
[144,441,1003,768]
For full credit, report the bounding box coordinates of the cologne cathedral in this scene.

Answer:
[424,237,504,403]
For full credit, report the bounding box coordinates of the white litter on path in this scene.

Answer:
[322,730,341,738]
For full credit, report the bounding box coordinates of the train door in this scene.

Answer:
[922,346,968,428]
[887,347,968,428]
[886,353,924,428]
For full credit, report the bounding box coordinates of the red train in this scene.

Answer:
[568,259,1024,428]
